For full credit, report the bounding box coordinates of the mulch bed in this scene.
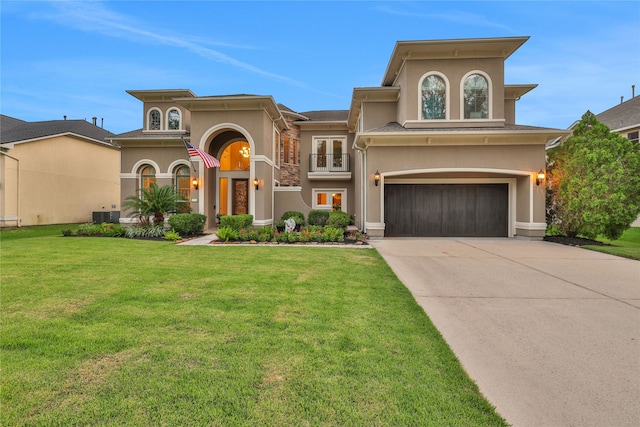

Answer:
[543,235,608,247]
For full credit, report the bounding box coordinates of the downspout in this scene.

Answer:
[0,151,20,227]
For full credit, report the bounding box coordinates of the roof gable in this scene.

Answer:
[0,115,116,146]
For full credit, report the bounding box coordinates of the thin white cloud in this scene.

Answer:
[36,1,308,88]
[374,4,516,32]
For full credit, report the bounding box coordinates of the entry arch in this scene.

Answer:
[198,123,258,223]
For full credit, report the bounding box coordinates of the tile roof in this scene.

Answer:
[0,115,115,145]
[366,122,566,133]
[110,129,189,139]
[595,96,640,130]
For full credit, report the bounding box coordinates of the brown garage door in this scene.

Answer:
[384,184,508,237]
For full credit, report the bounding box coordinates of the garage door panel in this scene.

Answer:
[384,185,414,237]
[384,183,508,237]
[414,185,442,236]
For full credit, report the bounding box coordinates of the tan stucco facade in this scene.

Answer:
[0,135,120,227]
[114,37,568,238]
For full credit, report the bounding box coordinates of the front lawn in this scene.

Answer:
[583,227,640,260]
[1,227,506,426]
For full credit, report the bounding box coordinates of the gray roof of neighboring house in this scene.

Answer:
[595,95,640,131]
[0,114,116,145]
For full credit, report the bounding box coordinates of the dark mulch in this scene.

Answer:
[543,235,608,247]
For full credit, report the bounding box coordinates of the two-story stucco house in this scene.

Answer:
[111,36,568,239]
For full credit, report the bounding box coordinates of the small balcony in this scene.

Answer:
[308,153,351,180]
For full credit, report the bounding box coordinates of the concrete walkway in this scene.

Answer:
[370,238,640,427]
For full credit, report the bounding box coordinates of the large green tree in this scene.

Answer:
[122,183,189,226]
[547,111,640,239]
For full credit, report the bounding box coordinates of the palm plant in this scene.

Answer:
[122,183,188,226]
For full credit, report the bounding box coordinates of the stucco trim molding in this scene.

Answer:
[515,221,547,231]
[274,186,303,192]
[365,222,386,230]
[253,219,273,226]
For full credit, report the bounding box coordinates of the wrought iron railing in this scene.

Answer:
[309,153,350,172]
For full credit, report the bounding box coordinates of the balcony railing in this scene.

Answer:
[309,153,350,173]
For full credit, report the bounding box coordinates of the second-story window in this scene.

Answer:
[168,109,180,130]
[312,137,347,172]
[149,110,161,130]
[421,74,447,119]
[463,73,489,119]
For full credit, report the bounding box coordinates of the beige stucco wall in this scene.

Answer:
[362,102,397,131]
[1,136,120,227]
[297,128,356,215]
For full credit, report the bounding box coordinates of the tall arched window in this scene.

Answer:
[140,165,156,191]
[149,110,161,130]
[174,165,191,198]
[421,74,447,119]
[463,73,489,119]
[168,108,180,130]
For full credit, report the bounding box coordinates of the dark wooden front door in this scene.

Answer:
[232,179,248,215]
[384,184,508,237]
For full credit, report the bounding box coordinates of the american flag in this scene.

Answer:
[182,139,220,168]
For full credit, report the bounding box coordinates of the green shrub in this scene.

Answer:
[164,230,182,242]
[308,210,330,226]
[168,213,207,236]
[281,211,305,225]
[219,214,253,231]
[61,228,73,236]
[328,211,351,229]
[125,225,165,239]
[323,226,345,242]
[216,226,239,242]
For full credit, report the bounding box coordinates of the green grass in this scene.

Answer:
[583,227,640,260]
[1,228,506,426]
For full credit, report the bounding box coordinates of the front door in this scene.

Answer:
[232,179,248,215]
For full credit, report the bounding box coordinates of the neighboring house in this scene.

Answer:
[111,36,567,239]
[0,115,120,227]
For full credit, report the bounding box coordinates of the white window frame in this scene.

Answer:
[166,107,182,130]
[312,188,347,211]
[418,71,450,120]
[460,70,492,120]
[312,136,347,172]
[148,108,162,131]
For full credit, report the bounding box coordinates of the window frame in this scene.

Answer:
[312,188,347,212]
[167,107,181,130]
[148,108,162,131]
[173,164,191,199]
[460,71,492,120]
[418,72,450,120]
[139,165,157,192]
[312,136,347,172]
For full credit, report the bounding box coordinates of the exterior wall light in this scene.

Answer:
[253,178,259,190]
[374,170,380,187]
[536,170,546,186]
[192,178,199,190]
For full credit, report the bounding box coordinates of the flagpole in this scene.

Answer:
[181,136,199,187]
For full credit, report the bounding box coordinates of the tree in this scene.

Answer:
[547,111,640,239]
[122,183,189,226]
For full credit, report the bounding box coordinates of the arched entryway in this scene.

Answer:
[199,125,256,227]
[217,141,251,216]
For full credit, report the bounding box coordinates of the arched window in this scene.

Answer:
[220,141,251,171]
[149,109,161,130]
[168,108,180,130]
[463,73,489,119]
[174,165,191,198]
[140,165,156,191]
[421,74,447,119]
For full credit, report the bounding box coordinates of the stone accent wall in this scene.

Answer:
[279,118,301,186]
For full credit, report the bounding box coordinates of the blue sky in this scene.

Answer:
[1,0,638,135]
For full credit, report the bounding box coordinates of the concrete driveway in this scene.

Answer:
[370,238,640,427]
